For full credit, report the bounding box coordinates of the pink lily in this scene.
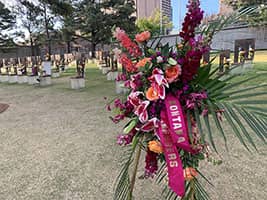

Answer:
[151,82,166,100]
[148,68,169,88]
[134,101,150,123]
[128,91,143,107]
[139,118,159,132]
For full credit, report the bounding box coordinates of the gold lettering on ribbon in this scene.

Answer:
[169,100,176,106]
[171,111,180,117]
[177,137,186,143]
[161,120,179,168]
[170,161,178,167]
[168,153,177,160]
[175,130,183,135]
[173,123,182,129]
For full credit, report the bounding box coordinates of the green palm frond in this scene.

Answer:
[200,6,257,38]
[155,162,167,185]
[194,106,205,144]
[159,178,211,200]
[113,135,140,200]
[198,70,267,151]
[207,100,228,149]
[203,113,218,152]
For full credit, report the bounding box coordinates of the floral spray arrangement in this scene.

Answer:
[106,0,266,199]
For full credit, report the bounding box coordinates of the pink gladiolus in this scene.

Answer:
[113,27,126,41]
[113,27,142,58]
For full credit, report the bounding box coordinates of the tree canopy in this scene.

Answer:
[0,2,16,46]
[75,0,136,57]
[136,9,173,36]
[14,0,43,55]
[224,0,267,25]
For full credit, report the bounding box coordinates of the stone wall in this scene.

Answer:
[0,46,35,59]
[211,26,267,51]
[150,25,267,51]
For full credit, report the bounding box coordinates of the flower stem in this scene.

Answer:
[129,136,143,199]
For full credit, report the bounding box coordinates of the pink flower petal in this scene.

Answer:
[134,101,150,123]
[140,118,159,132]
[158,85,166,100]
[154,74,164,85]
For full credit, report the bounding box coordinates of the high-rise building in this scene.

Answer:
[135,0,172,21]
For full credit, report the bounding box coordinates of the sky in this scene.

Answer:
[172,0,219,30]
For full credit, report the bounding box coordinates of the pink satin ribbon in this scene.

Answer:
[157,94,196,197]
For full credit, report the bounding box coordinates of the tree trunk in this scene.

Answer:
[67,41,71,53]
[44,4,51,61]
[91,43,96,58]
[30,35,34,56]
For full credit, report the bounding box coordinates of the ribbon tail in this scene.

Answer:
[157,110,185,197]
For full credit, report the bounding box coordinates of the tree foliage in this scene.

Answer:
[74,0,136,57]
[136,9,173,36]
[224,0,267,25]
[23,0,73,57]
[0,2,16,46]
[13,0,43,55]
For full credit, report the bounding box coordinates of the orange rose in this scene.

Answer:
[146,87,159,101]
[183,167,198,181]
[165,65,181,83]
[135,31,151,43]
[148,141,163,154]
[136,57,151,68]
[177,43,183,49]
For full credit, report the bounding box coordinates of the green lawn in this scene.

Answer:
[211,50,267,65]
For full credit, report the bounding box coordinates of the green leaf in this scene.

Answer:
[233,100,267,105]
[193,106,205,144]
[228,91,267,100]
[217,102,250,152]
[207,101,228,149]
[113,136,140,200]
[186,110,194,143]
[234,106,266,143]
[123,119,137,134]
[168,57,177,66]
[224,103,258,151]
[210,76,262,99]
[196,65,211,83]
[218,84,267,98]
[161,43,170,57]
[203,114,217,152]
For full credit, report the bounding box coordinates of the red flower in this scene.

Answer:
[119,54,137,73]
[135,31,151,43]
[114,27,142,58]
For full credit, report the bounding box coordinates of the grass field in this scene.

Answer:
[211,50,267,65]
[0,60,266,200]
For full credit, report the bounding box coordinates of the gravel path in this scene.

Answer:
[0,72,266,200]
